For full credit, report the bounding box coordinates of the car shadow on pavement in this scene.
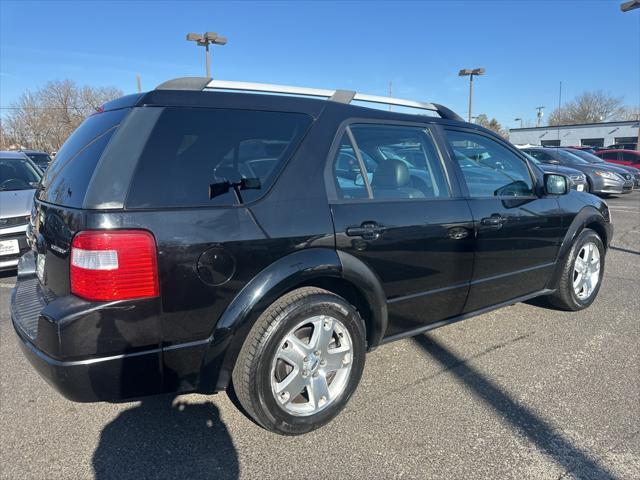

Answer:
[92,394,239,480]
[608,245,639,256]
[412,334,617,480]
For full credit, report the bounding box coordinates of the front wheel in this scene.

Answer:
[547,228,604,311]
[232,287,366,435]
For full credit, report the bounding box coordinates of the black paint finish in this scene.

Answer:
[11,87,613,403]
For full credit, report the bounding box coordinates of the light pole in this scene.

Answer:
[535,106,545,127]
[186,31,227,78]
[514,118,523,128]
[458,68,485,123]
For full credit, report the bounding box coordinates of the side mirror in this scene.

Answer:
[545,174,569,195]
[354,173,365,186]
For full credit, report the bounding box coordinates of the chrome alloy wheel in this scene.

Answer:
[573,242,601,300]
[270,315,353,416]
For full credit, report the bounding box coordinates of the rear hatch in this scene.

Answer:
[31,107,131,296]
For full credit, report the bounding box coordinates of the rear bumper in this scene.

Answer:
[13,326,163,402]
[10,252,226,402]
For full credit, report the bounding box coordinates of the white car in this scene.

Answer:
[0,151,41,270]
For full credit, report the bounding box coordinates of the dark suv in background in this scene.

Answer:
[20,150,52,171]
[11,78,612,435]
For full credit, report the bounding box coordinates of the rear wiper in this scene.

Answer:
[209,177,261,201]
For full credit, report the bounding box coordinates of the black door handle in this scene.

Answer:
[346,222,386,241]
[480,214,507,227]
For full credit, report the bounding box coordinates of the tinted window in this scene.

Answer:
[126,108,312,208]
[567,149,603,163]
[621,152,640,163]
[602,152,618,160]
[0,157,41,191]
[581,138,604,148]
[333,134,369,199]
[540,140,560,147]
[334,124,449,200]
[446,130,533,197]
[25,153,51,165]
[38,109,129,206]
[555,149,589,164]
[524,149,554,161]
[41,130,116,207]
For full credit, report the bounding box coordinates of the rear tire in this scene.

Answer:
[547,228,604,311]
[232,287,366,435]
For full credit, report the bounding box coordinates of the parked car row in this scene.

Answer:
[518,146,640,196]
[569,143,638,153]
[0,151,42,271]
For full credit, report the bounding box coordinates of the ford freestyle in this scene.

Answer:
[11,78,613,435]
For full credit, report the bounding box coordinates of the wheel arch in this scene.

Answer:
[547,206,611,290]
[202,248,387,391]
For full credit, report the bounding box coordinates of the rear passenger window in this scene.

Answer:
[445,130,534,197]
[126,108,312,208]
[333,124,450,200]
[38,109,129,207]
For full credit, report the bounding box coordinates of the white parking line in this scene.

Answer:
[0,283,15,289]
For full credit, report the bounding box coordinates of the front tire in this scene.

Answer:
[547,228,605,311]
[232,287,366,435]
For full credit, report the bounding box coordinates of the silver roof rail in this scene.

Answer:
[205,79,439,113]
[153,77,463,120]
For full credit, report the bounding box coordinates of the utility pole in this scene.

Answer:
[186,31,228,78]
[136,75,142,93]
[458,68,485,123]
[388,80,393,111]
[536,106,545,127]
[557,81,562,141]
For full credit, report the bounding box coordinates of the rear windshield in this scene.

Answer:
[38,109,129,207]
[125,107,312,208]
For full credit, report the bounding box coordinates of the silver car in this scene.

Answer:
[0,151,42,270]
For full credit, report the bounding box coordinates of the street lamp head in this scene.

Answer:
[459,67,485,76]
[213,36,227,45]
[186,33,203,42]
[514,118,521,121]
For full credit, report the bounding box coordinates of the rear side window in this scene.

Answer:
[602,152,618,160]
[126,108,312,208]
[38,109,129,207]
[333,124,450,200]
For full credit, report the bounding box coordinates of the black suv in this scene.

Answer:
[11,78,612,435]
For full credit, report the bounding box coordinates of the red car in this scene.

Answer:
[595,149,640,167]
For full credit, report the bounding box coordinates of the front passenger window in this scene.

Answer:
[445,130,534,197]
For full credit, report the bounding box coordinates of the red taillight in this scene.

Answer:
[70,230,159,301]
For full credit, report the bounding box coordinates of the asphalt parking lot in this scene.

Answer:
[1,193,638,480]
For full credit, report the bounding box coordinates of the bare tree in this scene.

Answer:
[623,106,640,121]
[475,113,508,138]
[548,91,626,126]
[4,80,123,152]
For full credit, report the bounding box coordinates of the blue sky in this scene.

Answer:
[1,0,638,129]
